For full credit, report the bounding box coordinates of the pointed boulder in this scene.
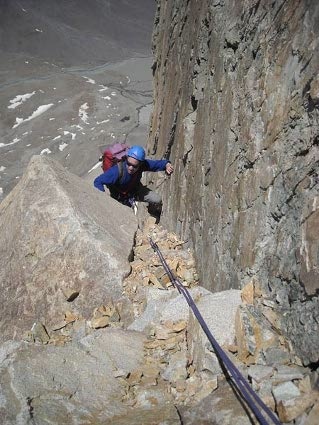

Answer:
[0,155,137,342]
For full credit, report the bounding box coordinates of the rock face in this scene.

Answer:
[148,0,319,364]
[0,155,137,342]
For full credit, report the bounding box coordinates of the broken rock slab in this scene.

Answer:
[0,328,180,425]
[0,155,137,343]
[188,289,242,373]
[128,286,212,332]
[178,378,256,425]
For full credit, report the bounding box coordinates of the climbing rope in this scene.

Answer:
[149,237,281,425]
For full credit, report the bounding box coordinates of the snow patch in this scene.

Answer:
[52,135,61,141]
[63,131,76,140]
[59,143,68,151]
[82,76,96,84]
[0,166,6,172]
[79,103,89,123]
[71,124,83,130]
[40,148,51,155]
[88,162,102,173]
[0,138,21,148]
[8,91,36,109]
[12,104,54,129]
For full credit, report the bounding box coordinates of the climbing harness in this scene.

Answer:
[149,238,281,425]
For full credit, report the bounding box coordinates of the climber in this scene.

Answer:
[93,145,173,217]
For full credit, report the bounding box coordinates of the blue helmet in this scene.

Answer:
[127,145,145,161]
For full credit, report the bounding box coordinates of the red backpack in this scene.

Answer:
[100,143,130,172]
[100,142,141,199]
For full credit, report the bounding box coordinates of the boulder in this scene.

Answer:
[188,289,242,373]
[0,329,180,424]
[0,155,137,342]
[178,378,256,425]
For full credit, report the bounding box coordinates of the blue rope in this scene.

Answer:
[149,238,281,425]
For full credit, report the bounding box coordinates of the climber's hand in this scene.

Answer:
[165,163,174,175]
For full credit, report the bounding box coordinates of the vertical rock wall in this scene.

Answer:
[148,0,319,364]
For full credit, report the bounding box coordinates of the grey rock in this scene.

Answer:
[161,351,188,382]
[178,379,254,425]
[188,289,241,372]
[128,286,211,332]
[0,155,137,343]
[0,328,179,425]
[263,346,291,366]
[149,0,319,365]
[247,364,274,383]
[272,381,301,403]
[0,329,142,424]
[272,365,305,383]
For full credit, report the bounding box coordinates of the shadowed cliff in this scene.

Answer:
[148,0,319,365]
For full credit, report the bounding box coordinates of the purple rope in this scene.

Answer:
[149,238,281,425]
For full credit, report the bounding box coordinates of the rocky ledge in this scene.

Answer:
[0,156,318,424]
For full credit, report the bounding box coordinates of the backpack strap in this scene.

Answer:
[117,160,125,184]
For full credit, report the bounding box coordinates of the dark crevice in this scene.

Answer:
[313,135,319,146]
[243,159,254,170]
[302,77,313,98]
[270,211,283,223]
[164,111,178,160]
[294,147,309,157]
[182,146,193,166]
[191,95,198,111]
[151,133,159,156]
[308,361,319,373]
[178,14,188,37]
[300,55,312,74]
[224,38,239,53]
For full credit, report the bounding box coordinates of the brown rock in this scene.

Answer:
[90,316,110,329]
[141,376,158,386]
[175,379,187,392]
[127,369,143,386]
[94,304,115,318]
[30,322,50,344]
[298,375,312,393]
[61,288,80,302]
[142,364,161,379]
[64,311,78,323]
[149,274,167,289]
[261,307,281,331]
[194,377,218,401]
[156,326,175,340]
[241,280,254,304]
[0,155,136,343]
[235,306,258,363]
[171,320,187,333]
[277,392,318,423]
[49,334,71,346]
[304,401,319,425]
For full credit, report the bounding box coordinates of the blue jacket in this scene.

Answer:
[94,158,169,195]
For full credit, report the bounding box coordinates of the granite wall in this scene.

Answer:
[148,0,319,364]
